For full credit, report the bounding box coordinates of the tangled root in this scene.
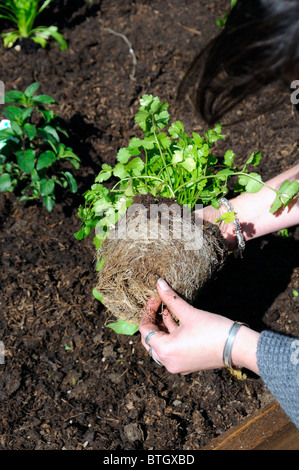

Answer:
[96,195,227,324]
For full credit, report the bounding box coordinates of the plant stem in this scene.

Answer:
[234,171,277,193]
[111,175,176,198]
[152,115,174,193]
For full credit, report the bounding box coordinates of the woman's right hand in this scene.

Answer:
[195,204,239,251]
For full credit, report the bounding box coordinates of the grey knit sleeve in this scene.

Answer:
[257,330,299,429]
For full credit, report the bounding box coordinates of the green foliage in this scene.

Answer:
[0,0,67,50]
[75,94,299,334]
[0,82,80,211]
[278,228,289,238]
[75,95,228,247]
[217,0,238,28]
[107,319,139,336]
[75,95,298,248]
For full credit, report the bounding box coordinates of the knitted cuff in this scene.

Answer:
[257,330,299,429]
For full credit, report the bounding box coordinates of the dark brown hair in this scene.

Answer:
[178,0,299,124]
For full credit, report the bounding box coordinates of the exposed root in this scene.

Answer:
[96,195,227,324]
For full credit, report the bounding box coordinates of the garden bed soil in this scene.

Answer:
[0,0,298,450]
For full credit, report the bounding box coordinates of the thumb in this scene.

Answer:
[157,278,195,323]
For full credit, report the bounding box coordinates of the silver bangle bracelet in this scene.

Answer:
[218,197,245,253]
[222,321,248,371]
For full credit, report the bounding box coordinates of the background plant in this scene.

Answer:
[0,0,67,49]
[0,82,80,211]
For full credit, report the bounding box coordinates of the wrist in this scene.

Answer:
[230,325,260,375]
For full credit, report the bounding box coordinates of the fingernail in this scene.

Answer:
[158,278,170,291]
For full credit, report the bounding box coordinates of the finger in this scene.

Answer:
[157,278,195,324]
[162,308,178,333]
[139,297,161,332]
[139,296,164,345]
[144,296,161,322]
[149,347,164,367]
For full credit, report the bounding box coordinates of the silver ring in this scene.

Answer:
[145,330,158,346]
[149,347,163,367]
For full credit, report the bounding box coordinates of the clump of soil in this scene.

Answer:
[96,194,227,323]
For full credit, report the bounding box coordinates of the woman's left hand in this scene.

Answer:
[139,278,234,374]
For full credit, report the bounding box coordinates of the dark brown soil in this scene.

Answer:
[0,0,298,451]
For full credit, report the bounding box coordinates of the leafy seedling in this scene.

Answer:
[0,0,67,50]
[0,82,80,211]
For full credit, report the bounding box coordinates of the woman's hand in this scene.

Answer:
[195,164,299,249]
[139,279,260,375]
[139,278,235,374]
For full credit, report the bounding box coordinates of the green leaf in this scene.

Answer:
[169,120,184,139]
[11,121,23,136]
[215,211,236,224]
[93,198,112,215]
[74,226,89,240]
[125,157,144,176]
[3,105,23,121]
[16,149,35,173]
[270,194,283,214]
[197,143,209,158]
[245,151,262,167]
[92,287,103,302]
[32,95,56,105]
[171,150,183,164]
[180,157,196,173]
[113,163,129,179]
[36,150,56,170]
[205,125,225,145]
[158,132,171,149]
[40,178,55,196]
[64,171,77,193]
[238,172,263,193]
[23,123,36,140]
[39,109,54,124]
[224,149,235,167]
[42,125,60,142]
[43,195,55,212]
[269,180,299,213]
[21,107,34,122]
[217,168,235,180]
[94,235,104,251]
[137,137,155,150]
[139,94,153,107]
[31,35,47,49]
[0,128,14,140]
[192,132,203,147]
[107,319,139,335]
[0,173,12,191]
[278,180,299,198]
[35,26,68,51]
[4,90,24,104]
[95,164,112,182]
[117,148,131,164]
[24,82,40,98]
[134,109,149,131]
